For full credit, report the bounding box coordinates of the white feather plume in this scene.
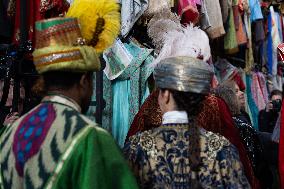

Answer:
[147,8,181,50]
[151,24,211,68]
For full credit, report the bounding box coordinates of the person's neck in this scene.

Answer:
[47,90,80,107]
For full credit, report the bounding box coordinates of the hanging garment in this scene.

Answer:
[177,0,199,25]
[0,95,138,189]
[199,0,211,30]
[143,0,170,17]
[257,72,269,105]
[0,0,12,38]
[248,0,263,22]
[224,1,239,54]
[245,74,259,130]
[106,41,154,147]
[276,13,283,43]
[251,72,266,112]
[219,0,230,24]
[11,0,69,45]
[268,7,282,76]
[40,0,69,17]
[120,0,149,37]
[203,0,225,39]
[244,6,255,72]
[252,20,265,70]
[124,113,250,188]
[234,7,248,45]
[126,90,161,139]
[86,74,114,133]
[215,58,237,83]
[214,58,245,90]
[272,75,283,91]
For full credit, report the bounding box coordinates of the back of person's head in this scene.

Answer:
[270,89,282,99]
[33,71,93,95]
[154,56,213,173]
[214,84,240,116]
[222,80,237,91]
[43,71,88,91]
[170,90,206,118]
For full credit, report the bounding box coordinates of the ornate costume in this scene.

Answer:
[125,122,250,189]
[0,1,138,188]
[0,95,138,189]
[124,56,250,188]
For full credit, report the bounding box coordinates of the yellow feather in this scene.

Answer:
[66,0,120,53]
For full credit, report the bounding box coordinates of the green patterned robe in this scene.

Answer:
[0,95,138,189]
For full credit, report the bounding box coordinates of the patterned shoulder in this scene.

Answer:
[200,129,231,159]
[128,130,157,158]
[79,114,109,133]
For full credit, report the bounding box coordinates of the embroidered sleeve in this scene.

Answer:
[123,133,154,188]
[217,144,251,188]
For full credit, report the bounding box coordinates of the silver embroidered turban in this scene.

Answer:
[154,56,213,94]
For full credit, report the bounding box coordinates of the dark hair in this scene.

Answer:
[171,90,206,118]
[165,89,206,172]
[42,71,93,90]
[270,90,282,98]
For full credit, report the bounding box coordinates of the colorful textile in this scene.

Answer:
[214,58,246,90]
[234,8,248,45]
[244,11,254,72]
[224,2,239,54]
[267,7,282,76]
[124,123,250,188]
[120,0,149,37]
[178,0,199,25]
[11,0,69,45]
[40,0,69,15]
[248,0,263,22]
[32,17,101,74]
[110,41,154,147]
[245,75,259,130]
[0,95,138,189]
[251,72,266,112]
[13,104,56,176]
[257,72,269,105]
[126,90,161,140]
[203,0,225,39]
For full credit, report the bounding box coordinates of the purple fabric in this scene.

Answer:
[12,103,56,176]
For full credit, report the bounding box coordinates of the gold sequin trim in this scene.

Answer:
[34,49,83,67]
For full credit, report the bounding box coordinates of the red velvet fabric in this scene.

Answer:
[177,0,199,25]
[12,0,69,45]
[126,90,161,140]
[279,100,284,189]
[233,73,246,91]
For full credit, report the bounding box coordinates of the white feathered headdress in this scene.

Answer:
[148,11,211,68]
[147,8,182,50]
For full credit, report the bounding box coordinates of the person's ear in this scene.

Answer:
[79,74,87,89]
[79,73,92,89]
[162,90,171,104]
